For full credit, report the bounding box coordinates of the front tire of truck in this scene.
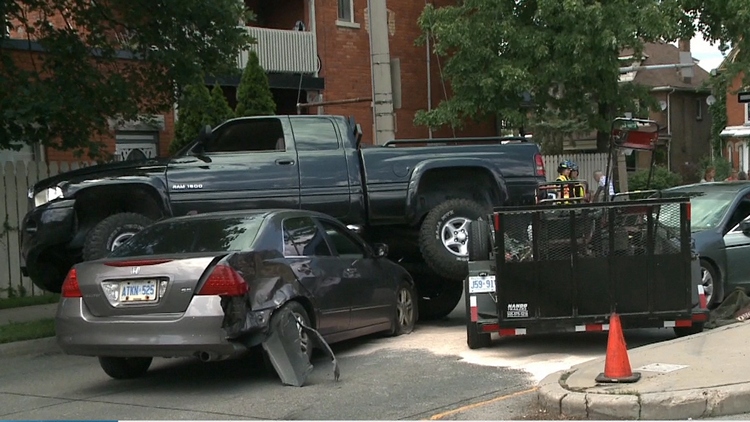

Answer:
[82,213,154,261]
[419,199,491,280]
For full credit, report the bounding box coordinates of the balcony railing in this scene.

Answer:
[239,26,318,74]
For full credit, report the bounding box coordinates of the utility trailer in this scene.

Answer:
[463,117,709,349]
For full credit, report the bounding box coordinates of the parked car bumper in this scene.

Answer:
[20,199,77,285]
[56,295,250,358]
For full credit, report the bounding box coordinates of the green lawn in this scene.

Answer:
[0,318,56,344]
[0,294,60,310]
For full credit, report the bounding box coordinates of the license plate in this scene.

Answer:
[120,280,158,303]
[468,275,496,293]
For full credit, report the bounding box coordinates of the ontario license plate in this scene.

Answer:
[468,275,496,293]
[120,280,158,303]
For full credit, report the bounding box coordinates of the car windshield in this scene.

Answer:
[658,189,737,232]
[108,216,264,257]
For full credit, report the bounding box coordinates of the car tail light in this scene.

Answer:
[197,265,248,296]
[104,259,173,267]
[61,268,82,298]
[534,153,545,177]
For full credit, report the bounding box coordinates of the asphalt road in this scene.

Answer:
[0,296,677,420]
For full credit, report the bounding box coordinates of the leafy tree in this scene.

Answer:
[170,83,212,155]
[1,0,252,159]
[208,83,235,126]
[235,51,276,117]
[414,0,750,152]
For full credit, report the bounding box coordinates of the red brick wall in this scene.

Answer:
[314,0,496,145]
[727,72,747,127]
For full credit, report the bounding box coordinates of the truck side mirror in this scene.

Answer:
[197,124,212,145]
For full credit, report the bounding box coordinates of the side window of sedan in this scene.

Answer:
[282,217,332,257]
[319,220,366,259]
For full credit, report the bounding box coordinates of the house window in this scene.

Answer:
[338,0,353,22]
[746,103,750,124]
[337,0,360,28]
[696,99,703,120]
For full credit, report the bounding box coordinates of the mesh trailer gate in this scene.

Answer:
[464,197,709,349]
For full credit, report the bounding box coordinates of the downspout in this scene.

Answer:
[425,0,432,139]
[667,88,675,171]
[309,0,318,78]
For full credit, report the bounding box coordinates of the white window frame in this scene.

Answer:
[745,103,750,124]
[696,98,703,120]
[336,0,360,29]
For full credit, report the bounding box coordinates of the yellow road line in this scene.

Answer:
[428,386,540,420]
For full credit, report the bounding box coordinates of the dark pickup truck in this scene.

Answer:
[21,114,546,319]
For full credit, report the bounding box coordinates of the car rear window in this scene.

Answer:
[108,216,264,257]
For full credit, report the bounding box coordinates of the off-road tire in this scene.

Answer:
[468,219,492,261]
[98,356,152,379]
[388,281,418,336]
[467,323,491,349]
[83,213,154,261]
[419,199,491,280]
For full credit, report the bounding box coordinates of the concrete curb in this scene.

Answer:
[536,370,750,419]
[0,336,62,358]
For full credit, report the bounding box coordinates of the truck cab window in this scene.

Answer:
[291,118,340,151]
[202,118,286,153]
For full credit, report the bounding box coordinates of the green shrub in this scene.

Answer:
[696,156,731,181]
[628,165,682,191]
[208,83,235,124]
[235,51,276,117]
[170,83,212,155]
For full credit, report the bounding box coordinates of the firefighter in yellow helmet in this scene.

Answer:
[569,162,586,198]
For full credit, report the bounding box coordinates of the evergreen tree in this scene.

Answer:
[170,83,212,155]
[235,51,276,117]
[208,83,235,125]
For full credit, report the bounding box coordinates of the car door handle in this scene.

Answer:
[275,159,295,166]
[343,268,358,278]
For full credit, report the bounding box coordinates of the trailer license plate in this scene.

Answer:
[468,275,496,293]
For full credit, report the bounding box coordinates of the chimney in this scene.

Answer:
[678,38,692,84]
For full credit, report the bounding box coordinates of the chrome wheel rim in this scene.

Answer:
[441,217,471,257]
[701,266,714,305]
[397,288,414,328]
[111,232,137,250]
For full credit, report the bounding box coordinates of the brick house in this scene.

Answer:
[718,48,750,172]
[1,13,176,164]
[210,0,498,146]
[563,41,713,182]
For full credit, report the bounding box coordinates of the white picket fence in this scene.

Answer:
[0,153,608,297]
[0,160,95,298]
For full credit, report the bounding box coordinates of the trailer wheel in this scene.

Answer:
[419,199,491,279]
[674,322,704,338]
[468,219,491,261]
[467,323,491,349]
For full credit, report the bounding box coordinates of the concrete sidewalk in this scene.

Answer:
[536,322,750,420]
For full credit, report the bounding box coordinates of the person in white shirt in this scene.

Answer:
[593,170,615,201]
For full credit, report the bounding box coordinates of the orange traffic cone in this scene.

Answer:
[595,312,641,383]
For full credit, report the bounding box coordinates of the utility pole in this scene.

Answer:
[367,0,396,145]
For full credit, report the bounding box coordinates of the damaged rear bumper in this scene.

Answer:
[55,296,258,358]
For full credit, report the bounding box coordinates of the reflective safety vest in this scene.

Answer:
[556,175,571,198]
